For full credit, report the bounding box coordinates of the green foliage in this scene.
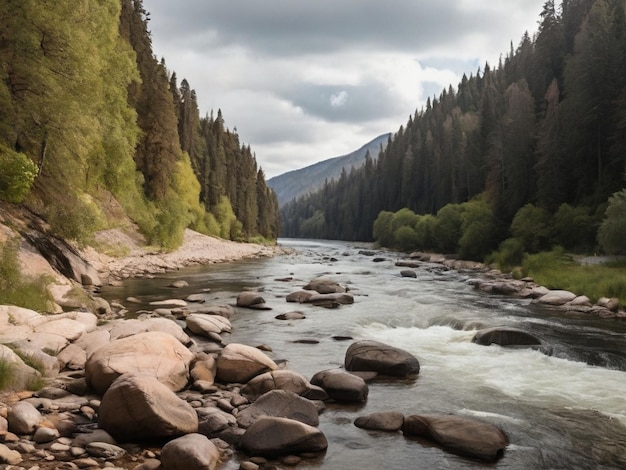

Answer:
[487,237,525,271]
[393,225,418,252]
[598,189,626,254]
[0,239,54,311]
[510,204,551,253]
[300,210,326,239]
[0,358,15,391]
[0,145,37,203]
[523,248,626,303]
[47,194,106,246]
[391,208,419,231]
[458,198,497,261]
[432,204,463,253]
[373,211,394,247]
[551,203,596,252]
[214,196,241,240]
[413,214,436,250]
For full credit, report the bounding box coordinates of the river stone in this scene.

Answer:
[191,355,217,384]
[354,411,405,432]
[107,317,191,344]
[240,416,328,456]
[597,297,619,312]
[149,298,188,307]
[195,305,236,318]
[472,327,542,347]
[275,311,306,320]
[160,433,220,470]
[216,343,278,383]
[85,442,126,459]
[285,290,315,303]
[237,291,266,308]
[0,345,42,391]
[400,269,417,278]
[168,280,189,288]
[310,369,368,403]
[241,370,314,402]
[0,443,22,465]
[33,316,91,342]
[186,293,206,303]
[306,293,354,305]
[85,331,194,395]
[33,425,60,443]
[186,314,232,338]
[303,278,346,294]
[7,401,43,434]
[344,340,420,378]
[402,414,508,461]
[98,373,198,441]
[57,343,87,370]
[237,390,320,429]
[197,407,237,436]
[534,290,577,306]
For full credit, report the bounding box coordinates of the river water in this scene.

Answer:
[100,239,626,469]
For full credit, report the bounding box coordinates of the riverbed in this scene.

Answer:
[100,238,626,469]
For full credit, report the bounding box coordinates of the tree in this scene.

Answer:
[459,199,497,261]
[598,190,626,254]
[510,204,551,253]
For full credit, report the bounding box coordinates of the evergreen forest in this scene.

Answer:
[0,0,280,249]
[281,0,626,260]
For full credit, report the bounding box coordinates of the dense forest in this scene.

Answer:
[282,0,626,259]
[0,0,279,249]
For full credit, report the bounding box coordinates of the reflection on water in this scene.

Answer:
[99,238,626,469]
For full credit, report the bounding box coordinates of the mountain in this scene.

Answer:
[268,133,391,207]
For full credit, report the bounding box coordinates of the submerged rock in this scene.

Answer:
[472,327,542,348]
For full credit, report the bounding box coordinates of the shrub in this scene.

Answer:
[598,190,626,254]
[458,198,497,261]
[414,214,436,250]
[432,203,463,253]
[510,204,551,253]
[393,225,418,252]
[487,237,525,271]
[551,204,596,252]
[0,145,37,203]
[373,211,394,247]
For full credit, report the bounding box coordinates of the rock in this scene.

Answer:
[85,331,194,395]
[306,293,354,306]
[285,291,315,303]
[237,291,266,308]
[534,290,577,306]
[107,317,191,344]
[241,370,314,402]
[186,293,206,303]
[400,270,417,278]
[7,401,42,434]
[597,297,619,312]
[303,278,346,294]
[569,295,592,307]
[57,344,87,370]
[358,250,376,256]
[169,280,189,288]
[197,407,237,436]
[33,425,60,443]
[195,305,236,318]
[237,390,319,429]
[160,433,220,470]
[472,327,542,347]
[186,314,232,338]
[402,414,508,461]
[275,311,306,321]
[85,442,126,459]
[191,355,217,385]
[149,299,188,307]
[216,343,278,384]
[344,340,420,378]
[396,260,421,268]
[354,411,405,432]
[240,416,328,456]
[0,344,42,391]
[98,373,198,442]
[0,443,22,464]
[310,369,368,403]
[72,429,117,447]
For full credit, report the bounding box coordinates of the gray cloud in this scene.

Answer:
[142,0,546,177]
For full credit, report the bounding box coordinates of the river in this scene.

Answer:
[100,239,626,469]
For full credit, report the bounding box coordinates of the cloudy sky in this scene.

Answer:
[143,0,546,178]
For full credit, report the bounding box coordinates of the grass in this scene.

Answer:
[0,358,15,391]
[522,247,626,304]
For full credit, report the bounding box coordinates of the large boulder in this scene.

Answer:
[303,278,346,294]
[533,290,577,306]
[344,340,420,378]
[7,401,43,434]
[402,414,508,461]
[305,293,354,306]
[241,370,314,402]
[0,345,42,390]
[472,327,542,348]
[236,291,269,309]
[107,318,191,345]
[98,373,198,442]
[186,314,232,338]
[240,416,328,456]
[236,390,320,429]
[85,331,194,395]
[354,411,405,432]
[160,433,220,470]
[310,369,368,403]
[216,343,277,384]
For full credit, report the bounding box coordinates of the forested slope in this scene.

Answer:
[281,0,626,258]
[0,0,279,249]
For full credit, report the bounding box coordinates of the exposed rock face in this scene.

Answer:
[402,414,509,461]
[344,340,420,378]
[98,373,198,442]
[241,370,314,402]
[160,433,220,470]
[236,390,320,428]
[354,411,405,432]
[472,327,542,347]
[310,369,368,403]
[216,343,278,384]
[240,416,328,456]
[85,331,194,395]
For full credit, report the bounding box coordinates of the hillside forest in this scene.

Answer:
[281,0,626,261]
[0,0,280,249]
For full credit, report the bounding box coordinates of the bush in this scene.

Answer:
[393,225,418,252]
[414,214,436,250]
[0,145,37,203]
[432,203,463,253]
[598,190,626,254]
[551,203,596,252]
[510,204,551,253]
[0,358,15,391]
[458,198,497,261]
[373,211,394,247]
[487,237,525,271]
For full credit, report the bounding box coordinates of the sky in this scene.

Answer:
[143,0,547,178]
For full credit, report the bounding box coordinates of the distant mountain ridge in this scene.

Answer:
[268,133,391,207]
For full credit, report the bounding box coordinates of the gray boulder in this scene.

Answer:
[402,414,508,461]
[216,343,277,384]
[241,370,313,402]
[303,278,346,294]
[354,411,405,432]
[7,401,42,434]
[98,373,198,442]
[160,433,220,470]
[310,369,368,403]
[240,416,328,456]
[237,390,320,428]
[344,340,420,378]
[472,327,542,347]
